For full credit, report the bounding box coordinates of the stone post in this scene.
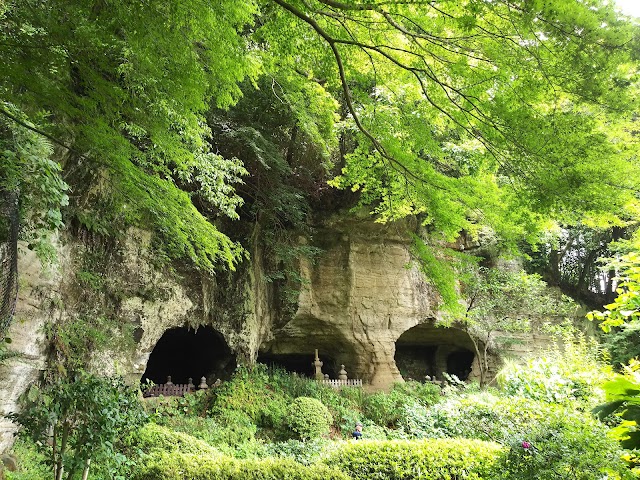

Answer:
[198,376,208,389]
[338,365,348,381]
[312,349,324,381]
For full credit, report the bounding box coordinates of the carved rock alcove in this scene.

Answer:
[395,323,479,381]
[141,326,236,386]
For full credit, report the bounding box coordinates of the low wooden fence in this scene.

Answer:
[144,383,193,398]
[143,376,213,398]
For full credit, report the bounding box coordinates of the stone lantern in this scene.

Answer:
[312,349,324,381]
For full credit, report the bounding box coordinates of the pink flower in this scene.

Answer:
[522,441,532,449]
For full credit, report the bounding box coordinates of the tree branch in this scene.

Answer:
[0,107,80,156]
[272,0,439,189]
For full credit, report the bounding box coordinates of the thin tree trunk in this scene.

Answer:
[483,339,491,384]
[55,422,69,480]
[285,123,298,166]
[81,458,91,480]
[52,424,59,480]
[466,330,485,387]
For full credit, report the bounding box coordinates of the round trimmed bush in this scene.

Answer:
[286,397,332,440]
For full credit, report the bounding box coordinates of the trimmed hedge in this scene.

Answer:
[325,438,504,479]
[133,451,350,480]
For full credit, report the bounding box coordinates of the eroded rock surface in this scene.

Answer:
[262,213,444,388]
[0,248,57,452]
[1,213,552,451]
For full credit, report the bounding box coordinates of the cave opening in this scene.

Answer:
[142,326,235,386]
[446,350,475,380]
[394,345,438,380]
[395,323,476,381]
[257,352,340,378]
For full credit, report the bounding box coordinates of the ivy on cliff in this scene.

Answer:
[0,108,68,261]
[0,0,259,270]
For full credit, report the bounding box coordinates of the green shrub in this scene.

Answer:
[5,438,50,480]
[362,381,441,428]
[496,408,632,479]
[267,369,364,436]
[133,451,349,480]
[497,331,612,408]
[397,392,536,441]
[603,319,640,367]
[326,438,504,479]
[150,408,261,458]
[156,415,220,443]
[286,397,332,440]
[389,392,631,479]
[393,380,442,407]
[145,389,212,419]
[357,422,390,440]
[498,357,594,405]
[208,365,367,440]
[211,409,259,445]
[210,366,289,430]
[8,373,146,480]
[137,423,221,457]
[362,391,403,427]
[264,439,335,465]
[398,391,621,448]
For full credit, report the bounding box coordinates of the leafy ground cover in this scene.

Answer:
[6,334,637,480]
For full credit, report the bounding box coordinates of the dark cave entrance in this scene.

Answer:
[142,326,236,386]
[446,350,475,380]
[257,352,341,378]
[394,345,438,380]
[395,324,476,381]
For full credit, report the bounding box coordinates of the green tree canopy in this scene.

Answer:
[262,0,640,240]
[1,0,639,271]
[1,0,260,270]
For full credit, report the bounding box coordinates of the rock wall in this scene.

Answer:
[0,212,554,451]
[261,213,442,388]
[0,247,60,452]
[0,227,275,451]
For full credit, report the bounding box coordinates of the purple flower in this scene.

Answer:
[521,441,532,449]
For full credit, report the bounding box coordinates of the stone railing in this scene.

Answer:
[313,352,363,389]
[322,378,363,388]
[143,376,215,398]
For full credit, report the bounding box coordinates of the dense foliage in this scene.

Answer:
[4,1,640,479]
[439,266,578,385]
[285,397,333,440]
[1,0,257,271]
[326,438,503,480]
[8,373,146,480]
[134,453,350,480]
[2,0,639,276]
[7,355,635,480]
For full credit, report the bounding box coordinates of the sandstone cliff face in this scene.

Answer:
[1,213,539,451]
[0,247,60,452]
[262,213,442,388]
[0,226,275,451]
